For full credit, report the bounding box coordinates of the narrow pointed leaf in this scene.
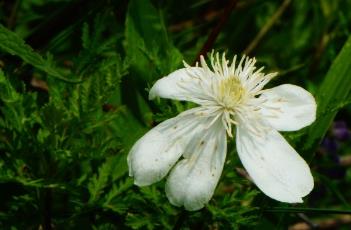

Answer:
[300,36,351,161]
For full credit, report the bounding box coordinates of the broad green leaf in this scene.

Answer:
[125,0,183,82]
[300,36,351,161]
[0,24,80,83]
[124,0,183,124]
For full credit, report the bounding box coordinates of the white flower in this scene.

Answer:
[128,53,316,211]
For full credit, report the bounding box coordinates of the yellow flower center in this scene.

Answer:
[218,76,245,109]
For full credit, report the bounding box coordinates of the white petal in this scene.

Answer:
[165,121,227,211]
[127,108,210,186]
[149,67,214,104]
[258,84,316,131]
[236,124,314,203]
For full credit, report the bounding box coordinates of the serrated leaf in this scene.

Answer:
[0,25,80,83]
[88,155,128,203]
[125,0,183,82]
[0,70,24,131]
[123,0,183,124]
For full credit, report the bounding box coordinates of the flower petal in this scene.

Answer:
[128,108,210,186]
[165,121,227,211]
[236,124,314,203]
[258,84,316,131]
[149,67,214,104]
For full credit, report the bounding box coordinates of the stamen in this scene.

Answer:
[200,55,209,72]
[185,52,278,139]
[205,112,222,129]
[230,55,237,75]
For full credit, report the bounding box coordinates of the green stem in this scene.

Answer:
[262,207,351,214]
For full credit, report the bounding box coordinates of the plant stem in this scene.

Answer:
[42,188,52,230]
[194,0,238,64]
[243,0,291,55]
[262,207,351,214]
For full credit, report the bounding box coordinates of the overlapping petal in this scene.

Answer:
[127,107,210,186]
[236,123,314,203]
[165,120,227,211]
[258,84,316,131]
[149,67,214,105]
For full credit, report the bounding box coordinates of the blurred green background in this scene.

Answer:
[1,0,351,229]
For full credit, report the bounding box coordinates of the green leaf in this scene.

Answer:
[123,0,183,124]
[0,70,21,102]
[88,158,115,203]
[124,0,183,82]
[300,35,351,161]
[0,70,24,131]
[0,24,80,83]
[88,155,131,204]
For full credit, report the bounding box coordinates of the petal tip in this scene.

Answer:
[148,85,157,100]
[185,204,205,211]
[267,193,304,204]
[166,189,206,211]
[134,177,152,187]
[290,197,304,204]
